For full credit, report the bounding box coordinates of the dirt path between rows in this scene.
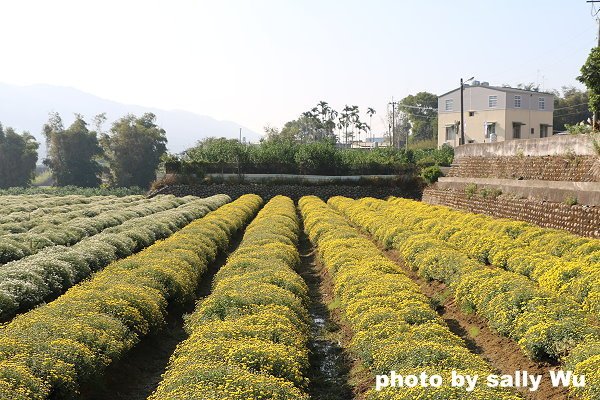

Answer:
[383,248,570,400]
[296,219,355,400]
[78,231,244,400]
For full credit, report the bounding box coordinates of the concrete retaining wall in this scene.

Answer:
[436,177,600,205]
[455,134,598,157]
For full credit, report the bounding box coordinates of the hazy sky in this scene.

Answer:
[1,0,598,136]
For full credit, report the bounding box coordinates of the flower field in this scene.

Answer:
[150,195,310,400]
[0,192,597,399]
[300,196,521,400]
[328,196,599,400]
[0,194,231,321]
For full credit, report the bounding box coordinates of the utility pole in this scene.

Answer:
[460,78,465,145]
[587,0,600,129]
[405,112,409,152]
[460,76,475,145]
[389,97,398,149]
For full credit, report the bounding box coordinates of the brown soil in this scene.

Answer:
[77,231,244,400]
[303,238,374,399]
[384,248,570,400]
[314,246,374,400]
[297,215,355,400]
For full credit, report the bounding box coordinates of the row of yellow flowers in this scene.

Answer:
[0,194,262,400]
[300,196,520,400]
[149,195,310,400]
[329,196,599,400]
[385,197,600,317]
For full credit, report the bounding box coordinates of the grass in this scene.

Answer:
[468,326,480,338]
[327,297,341,311]
[431,288,452,308]
[32,170,53,186]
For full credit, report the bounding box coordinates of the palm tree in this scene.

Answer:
[357,122,369,146]
[366,107,376,143]
[349,105,360,143]
[338,105,353,145]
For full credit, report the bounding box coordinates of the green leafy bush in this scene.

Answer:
[421,165,443,184]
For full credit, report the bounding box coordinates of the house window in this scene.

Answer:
[468,111,475,117]
[488,95,498,108]
[540,124,549,138]
[445,99,453,111]
[512,123,521,139]
[485,123,496,139]
[539,97,545,110]
[445,125,456,140]
[514,95,521,108]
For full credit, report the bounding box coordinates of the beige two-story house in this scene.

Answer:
[437,82,554,147]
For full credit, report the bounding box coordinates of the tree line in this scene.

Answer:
[265,98,439,147]
[169,136,454,177]
[0,112,167,189]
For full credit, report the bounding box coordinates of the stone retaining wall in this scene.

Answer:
[150,183,423,201]
[447,155,599,181]
[423,188,600,238]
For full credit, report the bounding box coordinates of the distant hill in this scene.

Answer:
[0,83,262,157]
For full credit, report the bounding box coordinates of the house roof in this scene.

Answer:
[438,85,554,98]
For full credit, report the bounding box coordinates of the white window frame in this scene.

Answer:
[488,95,498,108]
[445,99,453,111]
[539,97,545,110]
[485,123,496,138]
[445,125,456,140]
[514,95,521,108]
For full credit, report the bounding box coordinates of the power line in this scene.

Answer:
[587,0,600,127]
[589,0,600,16]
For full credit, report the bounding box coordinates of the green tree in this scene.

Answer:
[294,140,337,174]
[248,138,297,173]
[104,113,168,188]
[279,120,302,141]
[43,113,103,187]
[399,92,438,142]
[578,47,600,129]
[553,86,590,131]
[0,123,39,188]
[338,105,357,144]
[185,137,247,173]
[306,101,338,141]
